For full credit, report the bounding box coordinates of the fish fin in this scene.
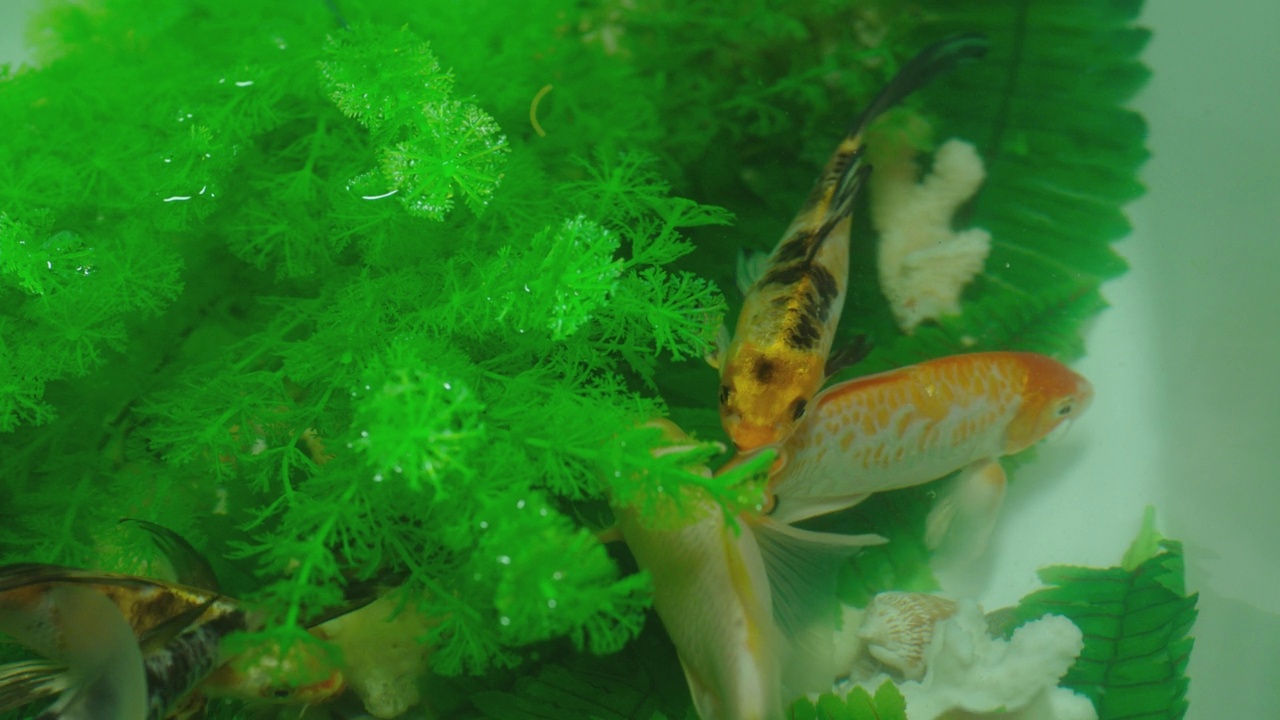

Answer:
[139,595,220,653]
[749,516,884,698]
[824,335,874,379]
[595,526,624,544]
[735,249,771,295]
[802,156,870,266]
[705,324,731,370]
[924,459,1007,564]
[120,518,221,591]
[0,660,69,713]
[847,34,989,138]
[0,564,81,593]
[767,492,873,526]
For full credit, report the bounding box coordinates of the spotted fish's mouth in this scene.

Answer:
[729,422,781,452]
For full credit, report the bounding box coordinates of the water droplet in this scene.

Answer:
[552,571,563,581]
[547,599,557,609]
[498,555,511,565]
[516,499,525,510]
[234,80,254,87]
[373,473,383,482]
[479,520,489,529]
[499,616,511,626]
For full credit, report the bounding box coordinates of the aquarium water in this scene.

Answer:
[1,1,1277,718]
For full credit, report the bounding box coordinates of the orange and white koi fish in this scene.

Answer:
[762,352,1093,556]
[713,35,989,452]
[613,420,883,720]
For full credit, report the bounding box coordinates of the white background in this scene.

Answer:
[2,1,1277,717]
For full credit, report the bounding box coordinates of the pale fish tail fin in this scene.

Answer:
[749,516,886,703]
[0,660,68,715]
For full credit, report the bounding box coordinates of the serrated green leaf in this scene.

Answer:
[1014,543,1198,720]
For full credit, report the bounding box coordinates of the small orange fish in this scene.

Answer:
[713,35,989,452]
[760,352,1092,540]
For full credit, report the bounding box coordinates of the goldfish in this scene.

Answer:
[712,34,989,452]
[613,420,883,720]
[760,352,1093,554]
[0,564,346,719]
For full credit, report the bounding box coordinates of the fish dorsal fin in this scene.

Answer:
[121,518,221,591]
[139,595,220,653]
[748,516,885,698]
[0,659,68,713]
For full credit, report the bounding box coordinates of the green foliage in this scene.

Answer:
[1010,540,1198,720]
[0,0,1157,718]
[788,683,909,720]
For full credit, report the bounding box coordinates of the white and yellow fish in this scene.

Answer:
[713,34,989,452]
[613,420,883,720]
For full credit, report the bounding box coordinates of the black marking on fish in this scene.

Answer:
[772,230,818,266]
[753,359,776,384]
[808,264,839,316]
[786,310,824,351]
[143,609,246,720]
[761,263,810,289]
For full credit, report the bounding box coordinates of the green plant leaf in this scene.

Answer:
[1011,541,1198,720]
[787,682,909,720]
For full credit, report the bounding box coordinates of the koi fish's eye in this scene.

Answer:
[790,398,808,421]
[718,384,731,406]
[1056,400,1075,417]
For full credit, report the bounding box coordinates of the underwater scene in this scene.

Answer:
[6,0,1274,717]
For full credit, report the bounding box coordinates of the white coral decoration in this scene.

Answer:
[896,600,1097,720]
[871,138,991,334]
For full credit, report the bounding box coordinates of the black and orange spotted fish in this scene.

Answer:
[711,35,989,451]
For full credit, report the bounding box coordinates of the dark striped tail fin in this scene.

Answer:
[0,660,68,714]
[849,33,990,136]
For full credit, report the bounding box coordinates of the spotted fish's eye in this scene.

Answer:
[718,384,731,406]
[790,398,807,421]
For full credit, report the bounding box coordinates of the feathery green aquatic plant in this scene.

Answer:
[0,0,1160,717]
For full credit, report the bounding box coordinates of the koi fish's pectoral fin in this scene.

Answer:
[0,659,68,713]
[705,324,732,370]
[824,334,874,379]
[736,249,772,296]
[767,492,873,526]
[750,517,885,700]
[924,459,1007,564]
